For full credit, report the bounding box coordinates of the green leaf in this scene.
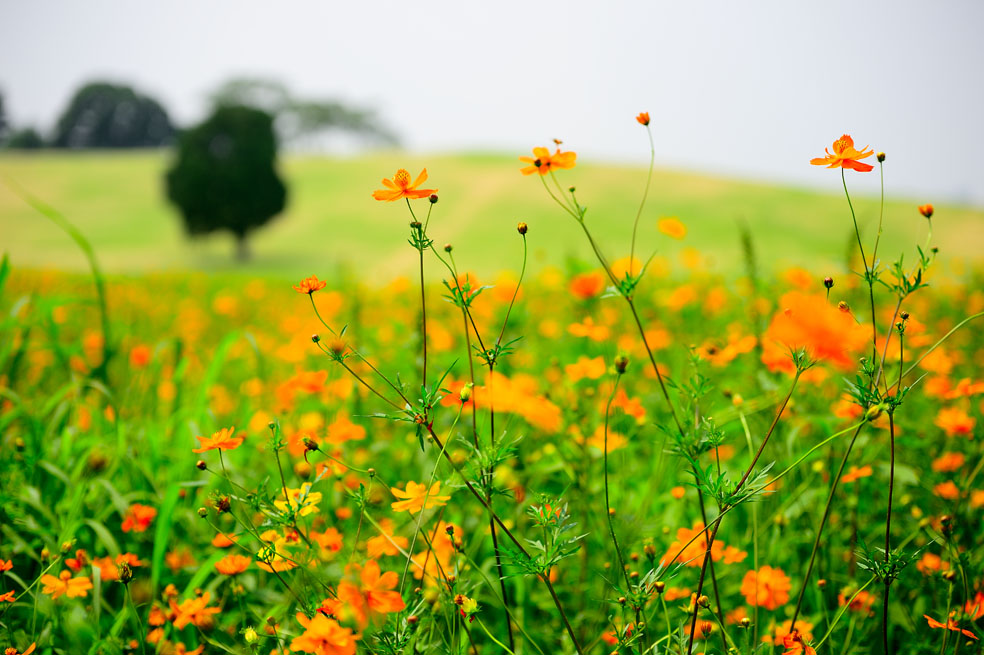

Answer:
[151,484,181,596]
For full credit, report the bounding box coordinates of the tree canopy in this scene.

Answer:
[52,81,174,148]
[165,105,287,260]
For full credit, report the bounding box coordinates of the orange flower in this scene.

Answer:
[390,481,451,514]
[366,519,408,559]
[761,292,868,374]
[121,503,157,533]
[170,591,221,630]
[838,588,876,615]
[741,566,791,610]
[40,570,93,599]
[932,452,966,473]
[4,645,36,655]
[924,614,978,640]
[294,275,327,295]
[519,146,576,176]
[0,559,12,572]
[918,203,934,218]
[0,590,15,603]
[916,552,948,576]
[192,426,243,453]
[966,592,984,621]
[658,217,687,240]
[660,522,747,569]
[129,344,152,367]
[933,480,960,500]
[214,554,251,575]
[359,560,405,615]
[372,168,436,202]
[810,134,874,172]
[636,112,650,126]
[841,465,873,483]
[935,407,976,437]
[763,620,813,646]
[569,271,606,300]
[291,612,358,655]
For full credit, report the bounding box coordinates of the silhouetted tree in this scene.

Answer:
[165,105,287,260]
[209,77,397,147]
[6,128,45,149]
[0,91,7,142]
[52,81,173,148]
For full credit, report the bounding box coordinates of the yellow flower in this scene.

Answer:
[390,481,451,514]
[274,483,322,517]
[658,217,687,240]
[372,168,437,202]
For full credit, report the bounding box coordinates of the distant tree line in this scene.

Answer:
[1,78,396,150]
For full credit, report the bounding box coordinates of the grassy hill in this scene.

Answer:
[1,151,981,282]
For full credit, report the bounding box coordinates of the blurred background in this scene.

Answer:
[1,0,982,281]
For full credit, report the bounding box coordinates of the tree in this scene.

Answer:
[209,77,397,147]
[5,127,45,149]
[165,105,287,260]
[0,90,7,142]
[52,81,173,148]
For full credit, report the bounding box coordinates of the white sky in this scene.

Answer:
[2,0,982,204]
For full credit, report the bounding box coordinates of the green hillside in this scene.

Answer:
[1,151,981,282]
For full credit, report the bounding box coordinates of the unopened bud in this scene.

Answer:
[697,595,710,608]
[654,581,665,594]
[244,626,259,644]
[444,244,452,252]
[517,222,528,235]
[311,334,320,343]
[740,617,751,628]
[877,152,886,162]
[197,507,209,518]
[823,276,834,289]
[196,460,207,471]
[838,301,850,313]
[117,561,133,585]
[918,204,934,219]
[459,384,473,403]
[900,311,910,320]
[614,355,629,375]
[429,194,439,204]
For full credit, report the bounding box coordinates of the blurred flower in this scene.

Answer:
[935,407,976,437]
[660,522,747,568]
[741,566,791,610]
[294,275,327,295]
[810,135,874,172]
[391,481,450,514]
[291,612,358,655]
[569,271,606,299]
[192,426,243,453]
[636,112,650,126]
[121,504,157,533]
[40,570,92,599]
[215,554,251,576]
[372,168,437,201]
[658,217,687,240]
[519,147,576,176]
[924,614,977,640]
[170,592,221,630]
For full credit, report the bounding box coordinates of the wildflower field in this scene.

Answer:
[1,125,983,655]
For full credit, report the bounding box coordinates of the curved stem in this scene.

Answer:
[630,126,656,266]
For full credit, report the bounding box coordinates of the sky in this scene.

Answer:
[2,0,983,205]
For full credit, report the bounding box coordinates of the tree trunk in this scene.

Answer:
[235,233,251,262]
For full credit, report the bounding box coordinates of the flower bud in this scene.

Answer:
[444,243,453,252]
[244,626,259,644]
[311,334,320,343]
[429,194,439,204]
[823,276,834,289]
[697,595,710,608]
[614,355,629,374]
[918,204,934,219]
[117,561,133,585]
[459,384,473,403]
[653,580,665,594]
[837,301,850,313]
[877,152,886,162]
[196,460,207,471]
[216,496,231,514]
[517,222,528,235]
[197,507,209,518]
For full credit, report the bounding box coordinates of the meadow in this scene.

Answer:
[1,132,983,655]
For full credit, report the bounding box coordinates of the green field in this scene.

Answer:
[1,151,982,282]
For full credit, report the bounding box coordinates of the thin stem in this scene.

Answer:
[603,374,631,590]
[791,422,867,630]
[883,411,896,655]
[630,125,656,266]
[841,168,878,363]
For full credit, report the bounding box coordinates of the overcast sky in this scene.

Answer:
[2,0,982,205]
